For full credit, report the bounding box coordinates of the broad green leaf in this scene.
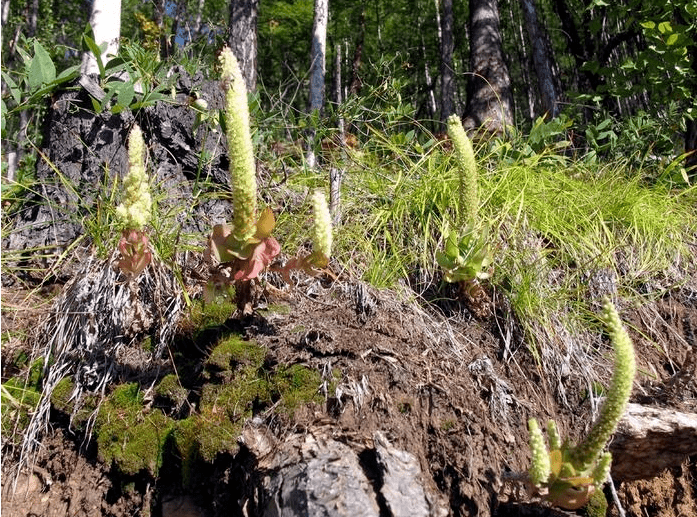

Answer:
[255,207,276,239]
[115,82,135,110]
[82,34,106,78]
[657,21,672,34]
[1,71,21,104]
[666,33,679,46]
[27,41,56,90]
[640,21,655,30]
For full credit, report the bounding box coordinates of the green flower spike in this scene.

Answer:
[275,190,334,282]
[219,47,257,243]
[447,114,478,225]
[116,124,152,230]
[310,190,332,267]
[528,418,551,486]
[546,419,562,451]
[524,298,636,510]
[569,297,636,469]
[591,452,612,488]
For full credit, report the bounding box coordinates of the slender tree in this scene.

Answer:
[439,0,455,122]
[81,0,121,77]
[306,0,328,168]
[462,0,513,134]
[229,0,259,92]
[519,0,558,118]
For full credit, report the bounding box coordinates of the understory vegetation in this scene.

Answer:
[2,34,696,516]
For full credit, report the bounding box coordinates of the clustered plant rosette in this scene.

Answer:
[436,115,493,310]
[204,48,281,311]
[526,297,636,509]
[116,124,153,278]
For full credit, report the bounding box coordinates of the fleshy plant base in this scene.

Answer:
[204,207,281,315]
[117,229,152,279]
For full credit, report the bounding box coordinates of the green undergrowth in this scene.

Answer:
[273,123,696,360]
[1,358,44,443]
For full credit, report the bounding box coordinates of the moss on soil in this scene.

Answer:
[87,322,325,485]
[96,383,174,476]
[50,377,98,430]
[1,358,44,441]
[154,374,188,408]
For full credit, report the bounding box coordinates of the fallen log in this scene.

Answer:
[609,403,697,481]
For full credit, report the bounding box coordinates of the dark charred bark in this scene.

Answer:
[519,0,558,118]
[462,0,514,135]
[349,10,366,96]
[439,0,455,122]
[228,0,259,92]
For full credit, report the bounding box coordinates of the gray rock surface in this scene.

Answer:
[244,429,446,517]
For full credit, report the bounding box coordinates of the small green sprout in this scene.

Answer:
[279,190,334,281]
[116,124,152,277]
[525,298,636,510]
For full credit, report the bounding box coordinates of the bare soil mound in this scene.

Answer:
[2,276,696,516]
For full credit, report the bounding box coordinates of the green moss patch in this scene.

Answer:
[154,374,188,408]
[96,383,174,477]
[1,358,44,443]
[205,334,266,374]
[50,377,98,430]
[271,364,323,413]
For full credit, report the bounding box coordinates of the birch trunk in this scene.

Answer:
[81,0,122,77]
[306,0,328,169]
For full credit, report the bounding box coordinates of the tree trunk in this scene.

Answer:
[421,36,437,121]
[349,10,366,96]
[228,0,259,92]
[306,0,328,168]
[81,0,122,77]
[193,0,205,37]
[439,0,455,122]
[462,0,513,135]
[519,0,558,118]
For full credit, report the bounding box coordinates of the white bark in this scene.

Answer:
[81,0,122,77]
[308,0,328,114]
[306,0,328,169]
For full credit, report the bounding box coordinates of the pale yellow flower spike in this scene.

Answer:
[446,114,479,226]
[311,190,332,262]
[528,418,551,486]
[116,124,152,230]
[219,47,257,242]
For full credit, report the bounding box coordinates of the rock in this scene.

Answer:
[246,429,446,517]
[610,402,697,481]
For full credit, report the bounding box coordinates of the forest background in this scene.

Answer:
[2,0,697,180]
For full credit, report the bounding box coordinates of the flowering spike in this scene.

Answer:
[570,298,636,468]
[116,124,152,230]
[528,418,551,486]
[311,190,332,266]
[546,420,562,451]
[220,47,257,242]
[592,452,612,488]
[446,114,478,225]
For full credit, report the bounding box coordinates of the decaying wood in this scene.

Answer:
[610,403,697,481]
